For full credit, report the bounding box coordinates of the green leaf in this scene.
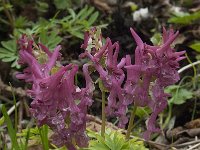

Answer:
[68,8,76,20]
[1,105,20,149]
[36,1,49,13]
[189,42,200,52]
[39,30,62,51]
[165,85,179,93]
[2,56,17,62]
[54,0,71,9]
[1,40,17,52]
[168,10,200,25]
[76,5,88,19]
[80,7,94,21]
[0,52,15,58]
[14,16,30,28]
[11,59,20,69]
[88,12,99,26]
[150,33,162,46]
[97,78,109,92]
[39,125,49,150]
[173,88,193,104]
[165,85,193,105]
[70,30,84,39]
[86,129,148,150]
[0,39,19,69]
[135,107,151,118]
[0,116,4,126]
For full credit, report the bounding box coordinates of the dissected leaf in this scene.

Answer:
[165,85,193,105]
[150,33,162,46]
[168,10,200,25]
[39,30,62,51]
[135,107,151,118]
[1,40,17,52]
[189,42,200,52]
[88,12,99,26]
[0,39,19,68]
[86,129,148,150]
[54,0,71,10]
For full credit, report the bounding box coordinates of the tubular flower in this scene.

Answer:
[125,27,185,139]
[80,29,127,128]
[16,35,94,149]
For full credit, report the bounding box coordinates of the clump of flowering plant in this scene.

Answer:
[80,27,185,140]
[16,35,94,149]
[125,28,185,139]
[17,26,185,149]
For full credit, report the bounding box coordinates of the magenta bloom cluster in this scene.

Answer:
[17,27,185,149]
[80,27,185,139]
[16,35,94,149]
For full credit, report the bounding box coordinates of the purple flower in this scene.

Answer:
[80,29,127,127]
[125,27,185,139]
[16,35,94,149]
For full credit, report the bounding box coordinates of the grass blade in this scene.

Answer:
[9,82,18,131]
[39,125,49,150]
[1,105,20,150]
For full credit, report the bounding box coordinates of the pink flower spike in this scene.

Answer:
[130,28,144,50]
[38,43,53,57]
[46,45,61,70]
[157,31,179,56]
[125,65,141,82]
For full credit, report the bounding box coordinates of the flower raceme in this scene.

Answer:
[80,28,127,128]
[80,27,185,139]
[125,28,185,139]
[16,35,94,149]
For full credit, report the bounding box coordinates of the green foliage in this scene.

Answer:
[17,127,40,139]
[0,39,20,68]
[130,3,138,12]
[0,116,5,126]
[54,0,72,10]
[135,107,151,118]
[0,2,12,12]
[39,30,62,51]
[0,23,62,69]
[1,113,51,150]
[14,16,30,29]
[0,3,103,69]
[150,33,162,46]
[189,42,200,52]
[36,1,49,14]
[58,5,101,39]
[83,129,148,150]
[39,125,49,150]
[168,10,200,25]
[165,85,193,105]
[1,105,20,150]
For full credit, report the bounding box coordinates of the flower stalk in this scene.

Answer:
[125,104,137,140]
[101,88,106,138]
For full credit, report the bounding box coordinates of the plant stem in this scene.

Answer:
[191,97,197,121]
[101,89,106,138]
[125,104,137,140]
[9,83,18,131]
[2,0,14,30]
[163,103,172,129]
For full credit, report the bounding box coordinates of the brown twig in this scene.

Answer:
[0,79,27,97]
[0,95,13,104]
[173,139,200,149]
